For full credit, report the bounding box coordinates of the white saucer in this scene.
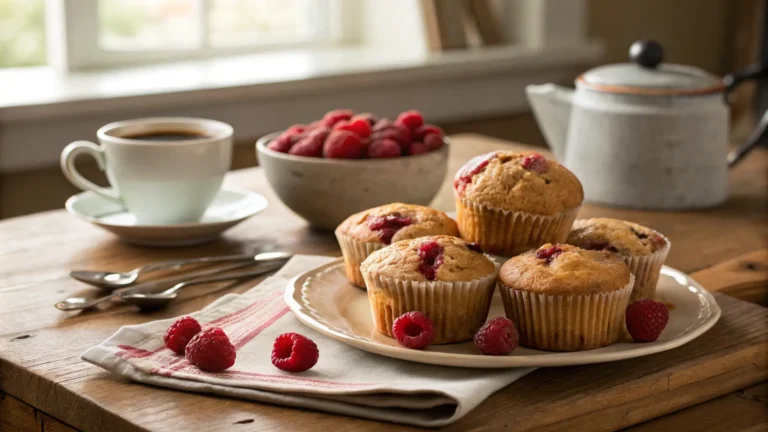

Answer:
[285,258,721,368]
[66,188,268,247]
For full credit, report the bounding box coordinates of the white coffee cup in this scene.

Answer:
[61,117,233,225]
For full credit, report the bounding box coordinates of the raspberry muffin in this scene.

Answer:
[360,235,498,344]
[335,203,458,287]
[499,244,633,351]
[453,151,583,256]
[566,218,670,301]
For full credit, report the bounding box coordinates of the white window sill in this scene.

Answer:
[0,42,602,172]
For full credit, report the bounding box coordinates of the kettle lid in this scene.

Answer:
[578,40,725,96]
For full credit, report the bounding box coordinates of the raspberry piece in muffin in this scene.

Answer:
[367,213,412,244]
[521,153,549,173]
[453,152,497,194]
[360,235,499,344]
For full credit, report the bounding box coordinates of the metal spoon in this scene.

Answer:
[70,252,262,290]
[56,252,292,311]
[121,262,285,311]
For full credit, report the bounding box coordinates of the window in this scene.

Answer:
[0,0,47,68]
[21,0,334,71]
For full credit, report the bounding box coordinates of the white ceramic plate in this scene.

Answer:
[285,258,721,368]
[66,188,267,247]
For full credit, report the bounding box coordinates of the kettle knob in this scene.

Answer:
[630,40,663,69]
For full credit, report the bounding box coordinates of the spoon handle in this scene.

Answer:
[160,261,286,296]
[136,253,259,275]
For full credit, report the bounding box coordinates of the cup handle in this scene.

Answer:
[60,141,121,202]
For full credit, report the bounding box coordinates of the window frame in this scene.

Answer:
[46,0,341,71]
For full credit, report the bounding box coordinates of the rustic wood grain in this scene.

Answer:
[0,135,766,432]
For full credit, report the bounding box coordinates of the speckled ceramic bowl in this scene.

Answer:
[256,132,449,231]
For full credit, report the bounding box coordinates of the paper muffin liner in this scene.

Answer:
[335,230,385,288]
[361,261,500,344]
[623,234,671,301]
[455,196,580,256]
[499,274,634,351]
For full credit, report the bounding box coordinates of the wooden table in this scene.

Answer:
[1,135,766,431]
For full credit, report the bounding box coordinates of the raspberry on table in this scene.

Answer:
[185,327,236,372]
[323,130,366,159]
[392,311,435,350]
[395,110,425,131]
[271,333,319,372]
[521,153,549,174]
[626,299,669,342]
[367,138,402,158]
[474,317,519,355]
[164,316,202,355]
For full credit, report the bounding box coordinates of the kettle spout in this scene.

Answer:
[525,84,574,161]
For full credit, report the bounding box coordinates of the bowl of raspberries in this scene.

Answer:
[256,109,449,230]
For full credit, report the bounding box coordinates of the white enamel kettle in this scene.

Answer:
[526,40,764,210]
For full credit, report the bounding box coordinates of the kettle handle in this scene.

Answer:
[724,62,768,93]
[724,62,768,167]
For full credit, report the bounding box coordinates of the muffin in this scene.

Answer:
[360,235,498,344]
[566,218,670,301]
[335,203,458,287]
[499,243,634,351]
[453,151,583,256]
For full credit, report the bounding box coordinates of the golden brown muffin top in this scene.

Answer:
[336,203,458,244]
[566,218,668,256]
[453,151,584,215]
[499,243,631,294]
[360,235,496,282]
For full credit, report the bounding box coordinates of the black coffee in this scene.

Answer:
[122,131,209,141]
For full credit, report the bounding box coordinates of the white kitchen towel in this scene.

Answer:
[82,255,535,428]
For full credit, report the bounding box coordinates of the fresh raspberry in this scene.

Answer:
[271,333,319,372]
[356,112,380,125]
[334,116,372,138]
[289,128,329,157]
[283,124,305,137]
[164,316,202,355]
[521,153,549,173]
[323,130,366,159]
[305,120,323,130]
[392,311,435,349]
[466,242,483,253]
[367,138,402,158]
[184,327,236,372]
[453,153,496,194]
[535,245,563,264]
[626,300,669,342]
[417,240,444,281]
[267,135,293,153]
[474,317,519,355]
[322,109,354,127]
[372,118,394,131]
[408,142,429,155]
[371,124,411,149]
[395,110,425,131]
[412,124,444,141]
[423,133,444,151]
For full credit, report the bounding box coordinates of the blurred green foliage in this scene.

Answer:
[0,0,46,68]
